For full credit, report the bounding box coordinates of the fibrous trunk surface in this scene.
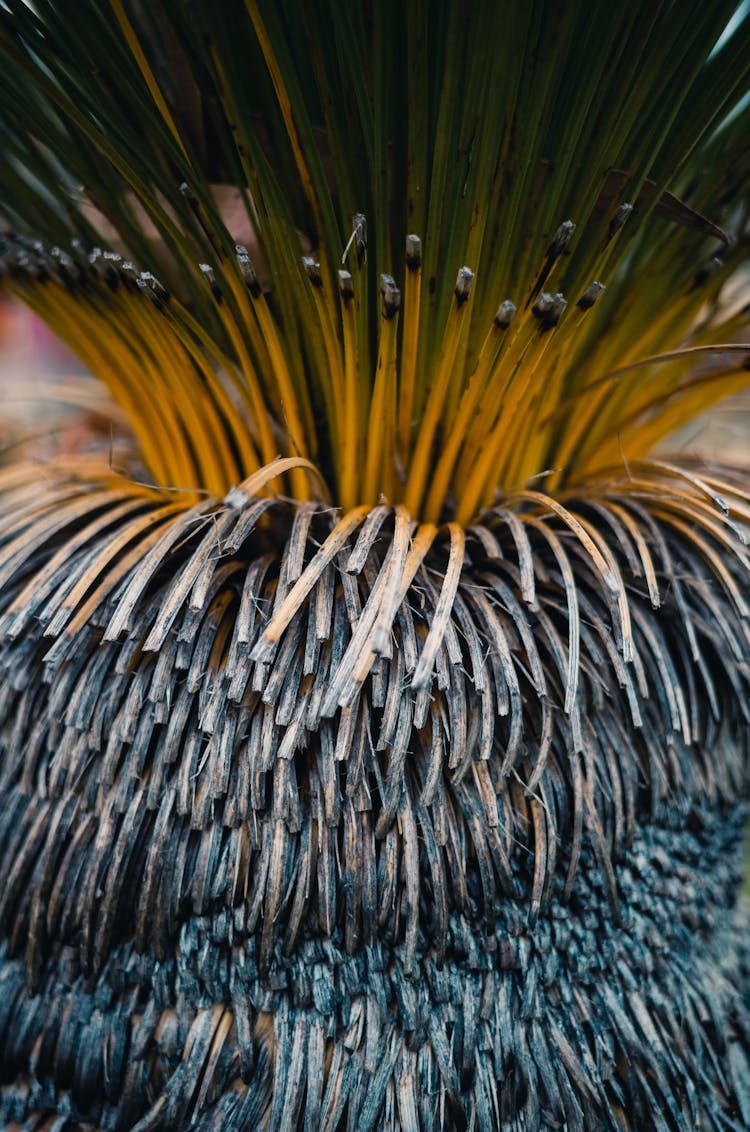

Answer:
[0,463,749,1129]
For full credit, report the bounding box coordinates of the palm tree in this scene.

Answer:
[1,1,750,1128]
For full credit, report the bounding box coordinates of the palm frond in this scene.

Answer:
[1,0,749,515]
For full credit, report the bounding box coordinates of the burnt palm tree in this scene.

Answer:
[1,1,750,1128]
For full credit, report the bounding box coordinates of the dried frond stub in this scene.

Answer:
[494,299,517,328]
[578,280,606,309]
[405,233,422,269]
[0,462,749,1127]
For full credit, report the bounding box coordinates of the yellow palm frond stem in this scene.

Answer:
[6,274,192,493]
[0,239,338,503]
[396,235,422,460]
[550,259,736,433]
[3,249,252,491]
[197,60,326,483]
[556,343,750,486]
[222,256,316,461]
[452,294,567,522]
[586,305,750,449]
[403,267,474,517]
[588,238,740,385]
[422,301,516,522]
[149,306,262,484]
[362,276,401,504]
[579,366,750,478]
[114,286,243,492]
[300,255,347,458]
[452,296,555,493]
[336,270,361,510]
[341,216,373,457]
[498,278,609,482]
[193,263,278,471]
[4,223,749,526]
[108,236,316,495]
[488,298,571,491]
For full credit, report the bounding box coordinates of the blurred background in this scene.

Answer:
[0,296,130,467]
